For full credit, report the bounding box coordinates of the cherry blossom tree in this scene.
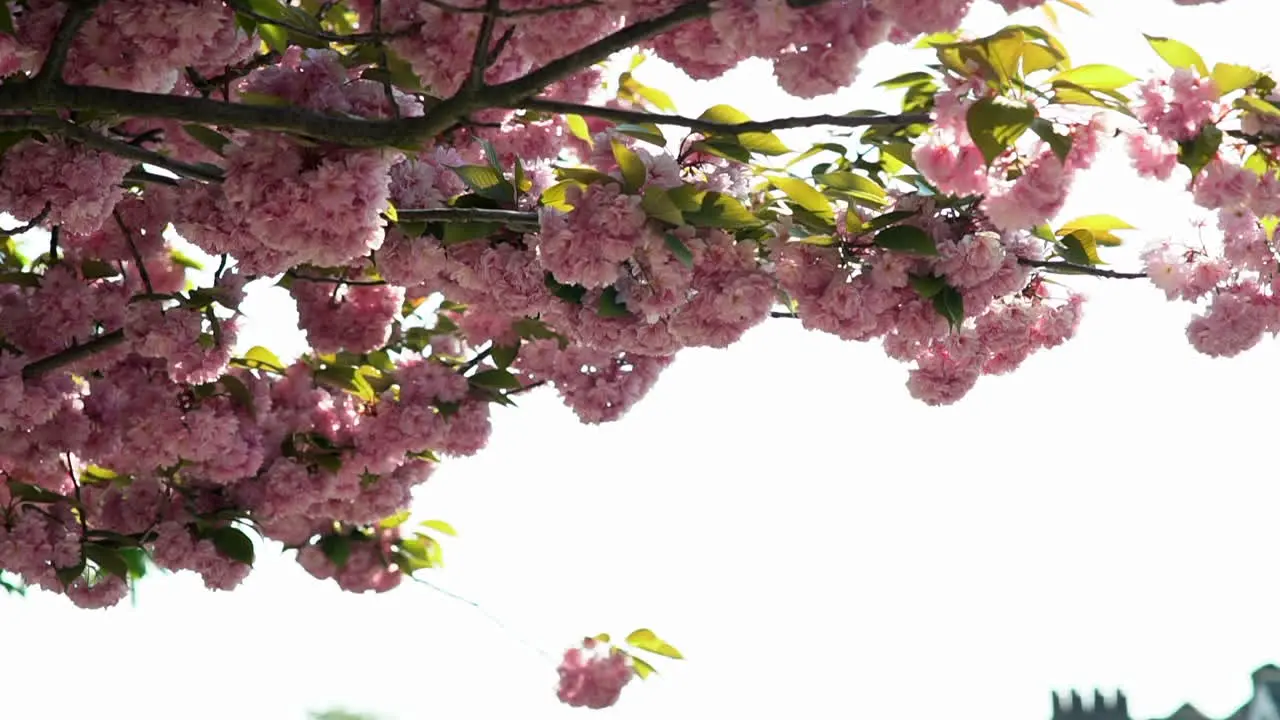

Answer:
[0,0,1262,709]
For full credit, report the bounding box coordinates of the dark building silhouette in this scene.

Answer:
[1052,690,1130,720]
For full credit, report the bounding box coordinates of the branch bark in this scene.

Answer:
[22,330,126,381]
[1020,259,1147,279]
[396,207,542,231]
[32,0,102,98]
[517,98,930,134]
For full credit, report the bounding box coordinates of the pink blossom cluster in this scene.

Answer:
[10,0,254,93]
[774,196,1083,404]
[912,75,1109,231]
[556,638,635,710]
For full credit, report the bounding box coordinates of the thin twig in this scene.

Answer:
[2,203,52,235]
[22,330,126,381]
[286,271,387,287]
[32,0,102,98]
[115,210,154,294]
[0,115,225,183]
[518,98,930,134]
[770,310,798,319]
[1020,259,1147,279]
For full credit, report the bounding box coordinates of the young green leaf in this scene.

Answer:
[1212,63,1260,94]
[566,114,592,145]
[625,629,684,659]
[1144,34,1209,77]
[615,123,666,148]
[908,273,948,299]
[931,285,965,330]
[631,656,658,679]
[84,544,130,580]
[1058,229,1104,265]
[319,534,352,568]
[182,125,232,156]
[770,176,833,218]
[966,96,1037,165]
[663,233,695,269]
[612,140,648,193]
[641,186,685,226]
[211,526,255,565]
[1048,64,1137,91]
[597,286,633,318]
[469,368,523,391]
[874,225,939,256]
[420,519,458,537]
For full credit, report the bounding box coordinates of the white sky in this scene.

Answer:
[4,1,1280,719]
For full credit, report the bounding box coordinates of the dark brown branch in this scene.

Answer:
[285,271,387,286]
[517,98,930,134]
[770,310,798,319]
[32,0,102,97]
[22,330,126,381]
[484,0,716,103]
[396,207,541,231]
[3,203,52,235]
[1020,259,1147,279]
[372,1,399,119]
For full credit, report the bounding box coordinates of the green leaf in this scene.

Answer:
[1048,64,1137,91]
[1178,124,1223,177]
[597,286,632,318]
[625,629,684,659]
[1057,214,1134,233]
[931,285,965,330]
[1144,34,1208,77]
[663,233,695,269]
[318,534,351,568]
[690,138,751,164]
[182,125,232,157]
[491,342,519,369]
[698,104,751,126]
[169,249,205,271]
[684,192,761,229]
[314,365,378,403]
[0,271,41,287]
[593,632,611,643]
[378,510,412,529]
[1029,118,1073,165]
[84,544,129,580]
[239,346,286,373]
[0,4,14,35]
[453,165,501,192]
[56,559,85,586]
[1058,229,1103,265]
[118,547,148,579]
[1235,95,1280,118]
[420,519,458,537]
[634,84,676,113]
[7,481,66,504]
[211,526,255,565]
[442,221,500,245]
[80,258,121,280]
[874,225,938,256]
[966,96,1036,165]
[256,21,289,53]
[1212,63,1260,94]
[555,167,621,187]
[539,180,581,211]
[641,187,685,226]
[615,123,666,148]
[219,375,255,412]
[612,140,647,193]
[545,273,587,304]
[862,210,917,233]
[877,71,936,89]
[814,172,887,207]
[631,655,658,679]
[470,368,523,390]
[737,130,790,156]
[908,273,947,299]
[566,114,592,145]
[770,176,833,218]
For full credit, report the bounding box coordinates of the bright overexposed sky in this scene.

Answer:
[5,1,1280,718]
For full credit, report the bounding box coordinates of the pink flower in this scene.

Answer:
[556,638,635,710]
[1126,132,1180,181]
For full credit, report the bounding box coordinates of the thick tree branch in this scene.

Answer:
[0,114,224,183]
[517,98,930,134]
[396,207,542,231]
[1020,259,1147,279]
[32,0,102,97]
[22,330,126,381]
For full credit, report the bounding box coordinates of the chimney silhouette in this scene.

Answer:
[1051,689,1130,720]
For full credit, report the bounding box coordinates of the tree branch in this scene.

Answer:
[32,0,102,98]
[22,330,126,381]
[517,98,930,134]
[396,207,541,231]
[421,0,602,17]
[1020,259,1147,279]
[0,114,224,183]
[483,0,715,104]
[466,0,503,95]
